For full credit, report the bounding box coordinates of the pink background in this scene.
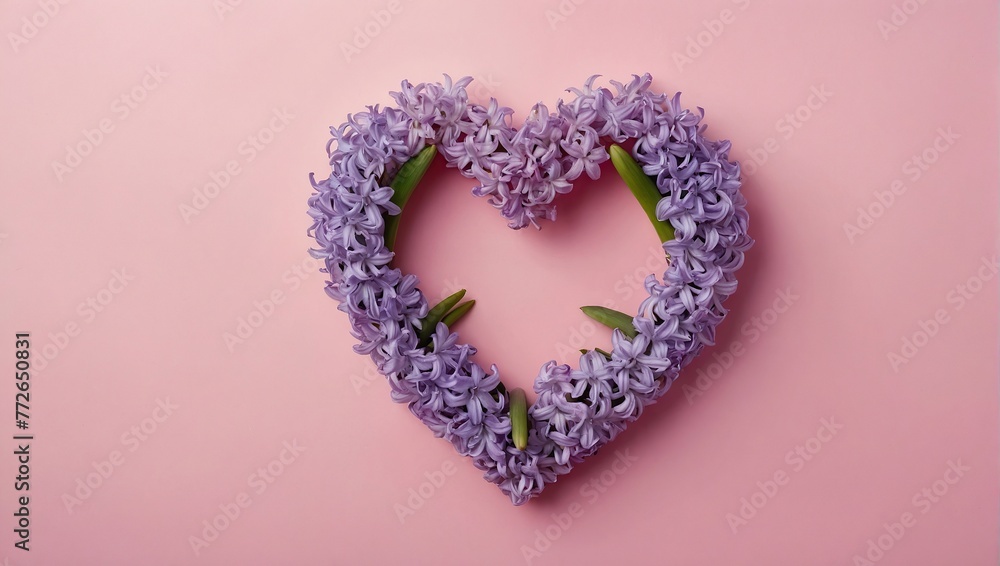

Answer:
[1,0,997,564]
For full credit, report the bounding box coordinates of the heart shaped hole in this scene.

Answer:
[391,150,668,395]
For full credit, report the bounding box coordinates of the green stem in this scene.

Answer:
[384,145,437,250]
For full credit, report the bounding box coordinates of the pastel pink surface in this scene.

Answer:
[1,1,997,565]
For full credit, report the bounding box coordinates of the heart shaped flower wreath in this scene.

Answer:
[307,74,752,505]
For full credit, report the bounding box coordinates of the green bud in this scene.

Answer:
[441,300,475,328]
[417,289,466,347]
[509,388,529,451]
[609,144,675,245]
[384,145,437,250]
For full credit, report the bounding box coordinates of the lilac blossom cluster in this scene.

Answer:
[307,74,752,505]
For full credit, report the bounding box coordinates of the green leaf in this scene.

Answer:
[384,145,437,250]
[417,289,466,347]
[580,305,638,339]
[509,388,529,451]
[441,300,475,328]
[609,144,675,244]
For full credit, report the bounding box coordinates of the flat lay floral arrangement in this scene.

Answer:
[307,74,752,505]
